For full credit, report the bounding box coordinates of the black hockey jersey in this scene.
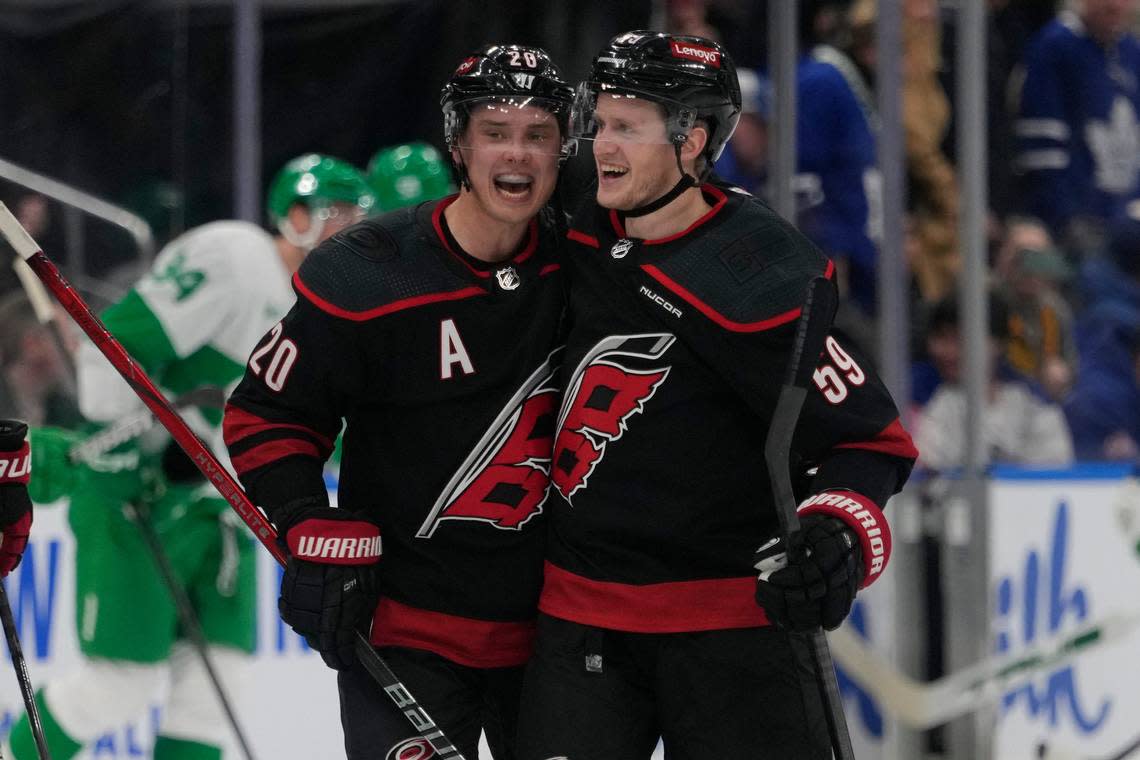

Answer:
[541,184,916,633]
[224,197,565,668]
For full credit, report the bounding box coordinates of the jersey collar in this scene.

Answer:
[607,184,729,246]
[431,195,539,279]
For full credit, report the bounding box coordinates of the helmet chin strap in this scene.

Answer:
[452,150,473,192]
[620,141,697,219]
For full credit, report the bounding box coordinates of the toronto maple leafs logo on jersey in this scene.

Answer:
[553,334,674,499]
[1086,96,1140,194]
[416,349,561,537]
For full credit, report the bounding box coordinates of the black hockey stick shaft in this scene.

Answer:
[0,203,468,760]
[126,501,258,760]
[1105,731,1140,760]
[763,275,855,760]
[0,584,51,760]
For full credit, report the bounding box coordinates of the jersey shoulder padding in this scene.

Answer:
[294,205,473,319]
[649,194,832,330]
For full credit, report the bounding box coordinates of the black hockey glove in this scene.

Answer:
[275,498,382,670]
[0,421,33,578]
[753,513,862,632]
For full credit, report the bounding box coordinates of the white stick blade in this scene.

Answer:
[12,259,55,323]
[0,202,42,260]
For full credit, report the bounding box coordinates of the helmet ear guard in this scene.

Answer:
[581,31,742,180]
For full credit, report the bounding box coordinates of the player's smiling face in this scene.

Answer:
[591,95,680,211]
[455,102,562,225]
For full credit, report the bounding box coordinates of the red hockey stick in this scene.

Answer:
[0,202,467,760]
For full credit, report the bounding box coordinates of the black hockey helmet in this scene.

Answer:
[575,31,742,173]
[440,44,576,160]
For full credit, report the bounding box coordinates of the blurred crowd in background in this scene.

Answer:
[3,0,1140,472]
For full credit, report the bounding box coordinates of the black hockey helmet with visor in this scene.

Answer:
[574,31,742,216]
[441,44,576,190]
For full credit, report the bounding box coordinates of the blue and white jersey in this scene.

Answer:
[797,47,881,314]
[1016,12,1140,233]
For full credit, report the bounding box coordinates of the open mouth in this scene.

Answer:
[493,174,535,200]
[599,163,629,181]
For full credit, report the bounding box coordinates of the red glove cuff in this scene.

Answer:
[0,512,31,577]
[0,442,31,485]
[798,490,891,588]
[285,518,382,566]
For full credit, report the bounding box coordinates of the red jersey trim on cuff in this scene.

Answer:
[798,491,892,588]
[833,418,918,461]
[538,561,769,633]
[230,438,323,478]
[0,442,31,485]
[369,597,535,669]
[223,405,336,452]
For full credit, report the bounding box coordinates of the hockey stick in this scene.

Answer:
[0,203,468,760]
[124,499,259,760]
[762,275,855,760]
[1104,731,1140,760]
[0,584,51,759]
[828,610,1140,729]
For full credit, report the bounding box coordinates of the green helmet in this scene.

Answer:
[366,142,455,211]
[266,153,375,224]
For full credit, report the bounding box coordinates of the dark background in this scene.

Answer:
[1,0,767,281]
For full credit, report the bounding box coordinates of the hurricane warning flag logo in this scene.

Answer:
[417,350,561,537]
[553,334,674,499]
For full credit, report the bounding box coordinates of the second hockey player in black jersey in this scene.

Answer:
[518,32,918,759]
[223,45,574,759]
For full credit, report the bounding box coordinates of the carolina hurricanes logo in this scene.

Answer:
[417,349,561,538]
[386,738,435,760]
[552,334,674,500]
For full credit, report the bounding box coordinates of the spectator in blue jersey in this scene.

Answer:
[1066,201,1140,459]
[712,68,769,196]
[1015,0,1140,252]
[795,20,880,318]
[1065,323,1140,461]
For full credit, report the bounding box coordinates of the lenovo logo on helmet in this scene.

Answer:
[669,40,721,68]
[455,57,478,75]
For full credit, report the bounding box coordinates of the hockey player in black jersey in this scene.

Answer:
[223,45,574,759]
[517,32,918,759]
